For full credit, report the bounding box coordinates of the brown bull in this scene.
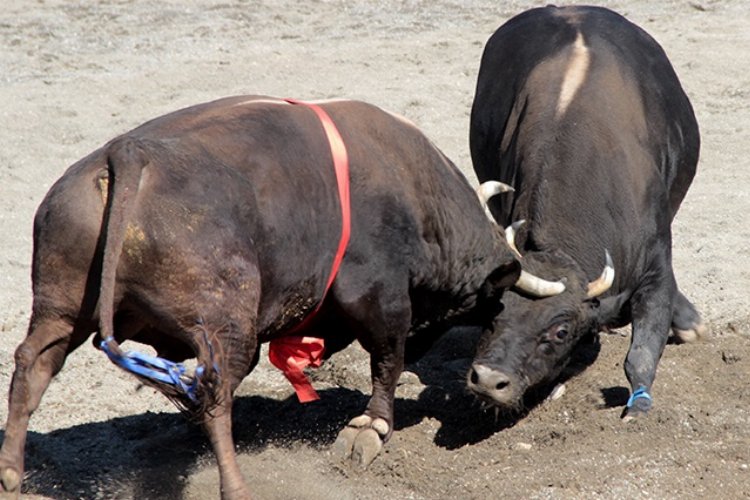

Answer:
[0,96,523,499]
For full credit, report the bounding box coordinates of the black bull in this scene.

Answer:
[467,5,704,419]
[0,97,523,499]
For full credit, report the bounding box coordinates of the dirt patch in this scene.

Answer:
[1,1,749,499]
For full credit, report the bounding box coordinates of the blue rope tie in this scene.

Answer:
[100,337,204,403]
[626,385,652,408]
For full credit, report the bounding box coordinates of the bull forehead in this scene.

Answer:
[502,291,580,327]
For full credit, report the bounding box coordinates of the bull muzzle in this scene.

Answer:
[467,363,522,407]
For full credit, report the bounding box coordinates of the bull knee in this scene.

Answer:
[13,342,38,370]
[624,346,657,383]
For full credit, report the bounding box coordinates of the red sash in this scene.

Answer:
[268,99,351,403]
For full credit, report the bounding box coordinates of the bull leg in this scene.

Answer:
[203,396,250,500]
[199,316,258,500]
[671,289,706,343]
[0,317,82,498]
[331,275,411,468]
[622,271,676,421]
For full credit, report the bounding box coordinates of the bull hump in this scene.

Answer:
[555,31,590,119]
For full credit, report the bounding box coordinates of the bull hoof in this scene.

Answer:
[621,406,648,423]
[332,414,389,468]
[672,322,707,343]
[332,426,359,459]
[621,391,653,422]
[351,429,383,468]
[0,465,21,498]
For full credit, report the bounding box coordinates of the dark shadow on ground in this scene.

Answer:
[16,412,203,499]
[399,326,603,449]
[11,388,369,499]
[11,327,602,498]
[600,386,631,408]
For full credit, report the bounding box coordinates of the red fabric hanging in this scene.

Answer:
[268,99,351,403]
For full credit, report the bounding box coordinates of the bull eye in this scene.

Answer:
[552,324,569,342]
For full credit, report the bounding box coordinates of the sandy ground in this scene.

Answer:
[1,0,749,498]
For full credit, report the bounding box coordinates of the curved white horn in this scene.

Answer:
[476,181,513,223]
[503,219,565,297]
[477,180,514,203]
[514,270,566,297]
[504,220,525,259]
[586,250,615,298]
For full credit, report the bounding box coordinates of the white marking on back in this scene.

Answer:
[303,98,347,105]
[556,32,590,119]
[231,98,291,107]
[231,97,353,108]
[228,98,424,138]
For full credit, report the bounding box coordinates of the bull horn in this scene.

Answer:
[586,250,615,298]
[477,180,514,202]
[514,270,566,297]
[476,181,513,223]
[504,219,525,259]
[506,220,565,296]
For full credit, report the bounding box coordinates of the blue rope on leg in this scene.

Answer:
[100,336,207,403]
[626,385,652,408]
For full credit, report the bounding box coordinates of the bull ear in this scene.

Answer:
[484,260,522,296]
[589,291,631,327]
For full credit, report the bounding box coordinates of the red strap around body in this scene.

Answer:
[268,99,351,403]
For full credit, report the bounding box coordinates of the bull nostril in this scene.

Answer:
[470,364,513,393]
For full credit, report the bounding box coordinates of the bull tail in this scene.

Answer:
[95,138,221,418]
[97,137,148,356]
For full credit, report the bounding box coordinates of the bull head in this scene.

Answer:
[469,182,615,410]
